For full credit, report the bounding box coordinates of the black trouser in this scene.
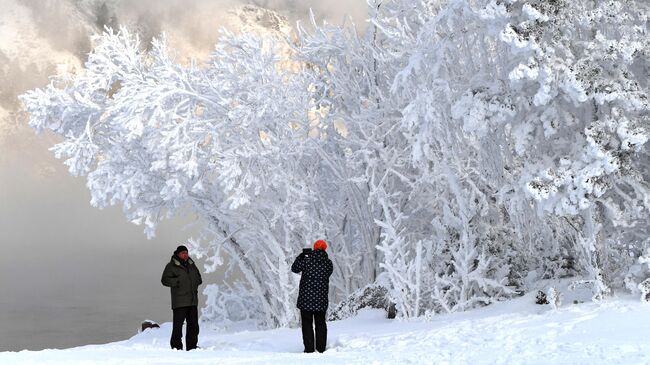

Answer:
[300,310,327,353]
[171,306,199,351]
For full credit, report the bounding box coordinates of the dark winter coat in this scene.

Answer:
[161,255,203,309]
[291,249,333,312]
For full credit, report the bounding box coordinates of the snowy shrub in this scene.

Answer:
[547,287,561,309]
[638,279,650,303]
[329,284,397,321]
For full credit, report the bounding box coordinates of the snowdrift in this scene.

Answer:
[2,291,649,365]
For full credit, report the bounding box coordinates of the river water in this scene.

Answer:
[0,247,206,351]
[0,148,219,351]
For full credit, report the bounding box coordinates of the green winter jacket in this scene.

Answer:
[161,255,203,309]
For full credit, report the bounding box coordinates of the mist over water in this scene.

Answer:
[0,145,209,351]
[0,0,367,352]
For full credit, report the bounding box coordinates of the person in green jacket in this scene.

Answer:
[161,245,203,351]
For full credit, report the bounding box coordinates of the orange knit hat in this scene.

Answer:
[313,239,328,251]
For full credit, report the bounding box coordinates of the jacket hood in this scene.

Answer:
[312,249,328,259]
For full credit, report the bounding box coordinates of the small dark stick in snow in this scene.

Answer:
[535,291,549,305]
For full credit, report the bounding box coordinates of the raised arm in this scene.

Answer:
[291,254,305,274]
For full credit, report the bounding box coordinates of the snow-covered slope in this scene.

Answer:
[2,293,649,364]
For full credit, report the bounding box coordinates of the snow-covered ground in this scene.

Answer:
[2,292,649,365]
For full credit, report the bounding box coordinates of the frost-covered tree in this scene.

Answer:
[22,2,402,326]
[471,0,650,298]
[21,17,378,326]
[297,0,649,313]
[22,0,649,325]
[296,1,517,315]
[21,27,300,327]
[383,0,649,302]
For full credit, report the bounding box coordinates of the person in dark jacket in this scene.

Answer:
[161,245,203,351]
[291,239,333,353]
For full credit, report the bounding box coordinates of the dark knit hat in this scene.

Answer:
[174,245,188,255]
